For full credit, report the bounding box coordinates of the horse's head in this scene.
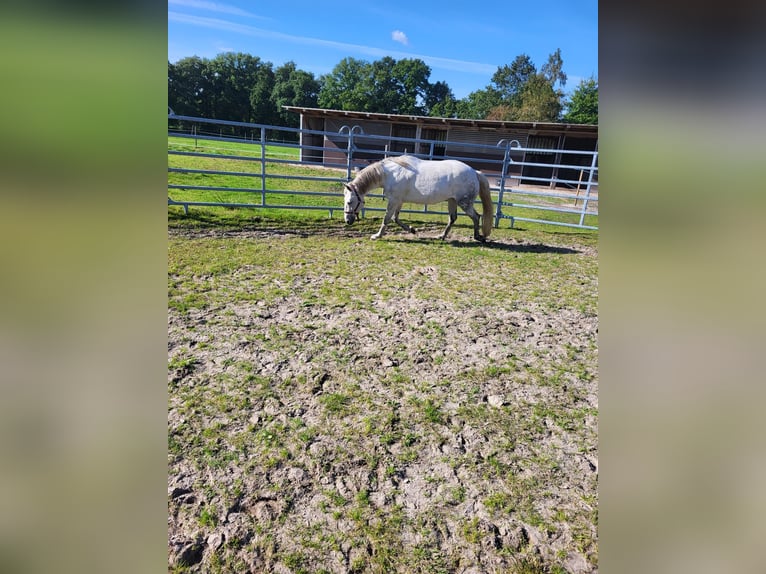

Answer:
[343,183,364,224]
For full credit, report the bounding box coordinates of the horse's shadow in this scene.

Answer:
[392,235,581,254]
[454,239,581,254]
[169,211,584,255]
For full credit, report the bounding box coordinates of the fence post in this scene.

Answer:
[574,169,584,206]
[578,150,598,227]
[339,125,364,216]
[495,139,520,228]
[260,127,267,206]
[339,125,364,181]
[346,128,353,181]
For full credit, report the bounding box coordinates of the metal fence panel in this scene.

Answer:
[168,113,597,230]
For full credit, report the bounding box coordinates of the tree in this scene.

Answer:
[425,81,458,118]
[318,57,372,111]
[491,54,535,107]
[168,56,214,117]
[484,49,567,122]
[369,57,407,113]
[389,58,432,114]
[319,56,437,115]
[272,61,320,127]
[541,48,567,91]
[457,87,503,119]
[514,74,563,121]
[562,76,598,124]
[208,52,268,123]
[168,49,582,126]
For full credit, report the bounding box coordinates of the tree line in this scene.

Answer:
[168,50,597,130]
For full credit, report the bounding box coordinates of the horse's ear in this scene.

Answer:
[343,183,351,191]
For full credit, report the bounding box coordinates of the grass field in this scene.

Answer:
[168,137,598,573]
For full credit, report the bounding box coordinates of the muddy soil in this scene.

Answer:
[168,227,598,573]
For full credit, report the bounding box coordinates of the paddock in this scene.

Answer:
[168,112,598,231]
[167,216,598,573]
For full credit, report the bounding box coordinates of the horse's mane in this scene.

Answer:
[387,155,417,170]
[350,162,385,194]
[351,156,418,194]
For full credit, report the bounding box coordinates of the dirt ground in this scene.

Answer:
[168,225,598,573]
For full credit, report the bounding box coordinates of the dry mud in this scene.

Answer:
[168,227,598,573]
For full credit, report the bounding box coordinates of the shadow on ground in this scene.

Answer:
[169,211,587,255]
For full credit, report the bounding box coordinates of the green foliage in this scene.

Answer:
[272,61,321,127]
[457,87,504,119]
[491,54,536,107]
[485,50,568,122]
[318,56,438,115]
[170,48,576,123]
[425,81,458,118]
[514,74,564,122]
[317,57,371,111]
[563,76,598,124]
[169,52,319,126]
[422,399,444,424]
[541,48,567,90]
[484,491,515,513]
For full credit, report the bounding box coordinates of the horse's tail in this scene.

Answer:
[477,171,493,238]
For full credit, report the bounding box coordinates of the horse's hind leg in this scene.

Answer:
[459,198,485,242]
[441,198,458,240]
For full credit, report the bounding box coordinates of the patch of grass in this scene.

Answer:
[282,552,308,573]
[511,555,559,574]
[461,517,483,544]
[423,399,444,424]
[484,491,515,514]
[319,392,351,415]
[447,485,466,505]
[198,505,218,528]
[168,355,198,371]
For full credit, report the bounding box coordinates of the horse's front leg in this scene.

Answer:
[370,202,398,240]
[394,209,417,234]
[371,219,388,240]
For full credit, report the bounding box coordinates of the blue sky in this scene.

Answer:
[168,0,597,100]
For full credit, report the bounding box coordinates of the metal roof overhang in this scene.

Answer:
[282,106,598,136]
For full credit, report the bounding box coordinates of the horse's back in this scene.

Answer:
[391,155,471,174]
[386,156,479,204]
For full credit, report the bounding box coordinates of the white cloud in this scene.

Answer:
[391,30,409,46]
[168,12,496,75]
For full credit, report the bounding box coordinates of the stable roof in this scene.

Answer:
[283,106,598,136]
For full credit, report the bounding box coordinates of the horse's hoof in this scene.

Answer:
[370,234,380,240]
[475,235,486,243]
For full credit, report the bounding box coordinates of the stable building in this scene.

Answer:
[284,106,598,188]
